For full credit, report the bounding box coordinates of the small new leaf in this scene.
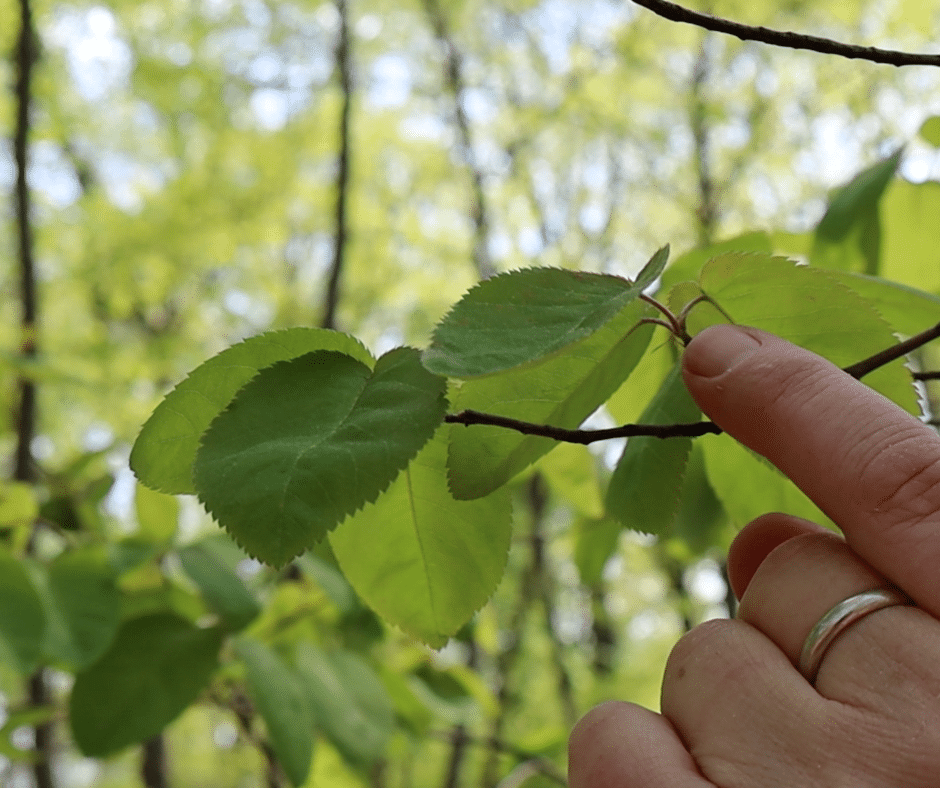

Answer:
[193,348,448,566]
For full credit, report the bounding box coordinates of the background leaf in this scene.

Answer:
[35,547,120,670]
[423,247,667,378]
[294,644,395,767]
[812,149,901,274]
[330,428,512,647]
[701,434,835,531]
[131,328,373,494]
[194,348,448,566]
[178,541,261,631]
[0,549,45,674]
[70,614,223,756]
[236,639,313,786]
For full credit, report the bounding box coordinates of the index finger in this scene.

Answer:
[682,324,940,616]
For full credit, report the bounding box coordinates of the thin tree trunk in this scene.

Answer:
[422,0,496,280]
[321,0,353,329]
[13,2,53,786]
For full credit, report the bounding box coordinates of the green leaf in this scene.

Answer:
[70,614,223,756]
[815,150,901,242]
[330,428,512,647]
[447,299,655,498]
[686,253,919,415]
[0,549,45,674]
[670,442,728,555]
[178,541,260,631]
[659,232,772,294]
[134,483,179,543]
[825,270,940,336]
[812,149,902,274]
[919,116,940,146]
[193,347,448,567]
[373,664,433,735]
[131,328,373,495]
[236,639,313,786]
[605,361,702,535]
[294,644,394,767]
[36,547,120,670]
[880,179,940,295]
[423,246,668,378]
[701,434,833,530]
[292,552,358,614]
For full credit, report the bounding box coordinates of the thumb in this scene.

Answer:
[681,323,940,617]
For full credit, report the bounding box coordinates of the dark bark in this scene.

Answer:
[321,0,353,330]
[141,735,170,788]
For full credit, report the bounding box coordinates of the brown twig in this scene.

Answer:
[842,319,940,379]
[445,320,940,444]
[444,409,721,441]
[630,0,940,67]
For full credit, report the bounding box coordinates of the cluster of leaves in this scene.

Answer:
[130,147,940,653]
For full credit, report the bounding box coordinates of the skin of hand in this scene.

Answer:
[568,324,940,788]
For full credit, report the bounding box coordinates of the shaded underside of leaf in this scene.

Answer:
[685,253,919,415]
[825,270,940,337]
[605,360,702,536]
[131,327,373,495]
[447,299,656,499]
[701,433,834,531]
[194,347,448,566]
[423,247,668,379]
[330,428,512,647]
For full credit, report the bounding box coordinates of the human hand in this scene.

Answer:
[569,324,940,787]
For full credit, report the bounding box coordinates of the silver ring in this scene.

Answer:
[798,587,912,684]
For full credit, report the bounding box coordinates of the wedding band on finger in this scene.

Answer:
[798,588,913,684]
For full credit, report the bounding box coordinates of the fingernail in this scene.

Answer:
[685,324,762,378]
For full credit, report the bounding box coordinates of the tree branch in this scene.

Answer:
[445,319,940,444]
[630,0,940,67]
[445,409,721,441]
